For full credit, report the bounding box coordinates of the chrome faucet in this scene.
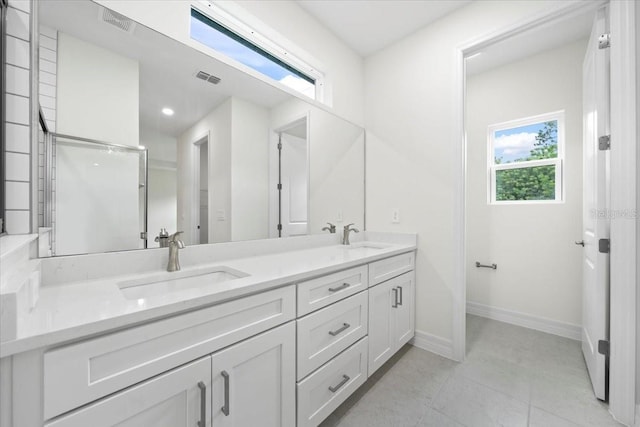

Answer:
[167,231,185,272]
[322,222,337,233]
[342,223,359,245]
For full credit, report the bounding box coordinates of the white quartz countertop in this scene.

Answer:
[1,239,416,357]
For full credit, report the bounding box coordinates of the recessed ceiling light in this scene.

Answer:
[162,107,174,116]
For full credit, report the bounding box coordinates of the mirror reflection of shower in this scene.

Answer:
[43,132,148,256]
[275,117,309,237]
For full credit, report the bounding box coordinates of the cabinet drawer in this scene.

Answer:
[297,265,368,316]
[369,251,415,286]
[297,291,368,380]
[45,356,211,427]
[297,337,368,427]
[43,285,295,420]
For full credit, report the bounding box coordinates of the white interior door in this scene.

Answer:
[581,6,610,401]
[280,132,309,237]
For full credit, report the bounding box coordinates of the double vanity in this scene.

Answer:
[0,232,416,427]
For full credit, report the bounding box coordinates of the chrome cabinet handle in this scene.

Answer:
[329,322,350,336]
[575,240,585,247]
[221,370,230,416]
[328,374,350,393]
[328,283,350,292]
[197,381,206,427]
[397,286,403,306]
[392,288,398,308]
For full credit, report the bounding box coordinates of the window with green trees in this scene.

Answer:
[488,112,564,203]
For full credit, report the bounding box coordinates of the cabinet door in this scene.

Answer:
[46,357,211,427]
[210,321,296,427]
[393,271,415,349]
[368,279,395,376]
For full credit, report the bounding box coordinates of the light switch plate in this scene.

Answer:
[392,209,400,224]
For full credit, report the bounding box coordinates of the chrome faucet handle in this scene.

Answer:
[168,231,185,249]
[344,223,359,233]
[342,224,359,245]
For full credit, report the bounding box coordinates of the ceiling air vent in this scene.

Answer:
[99,6,136,34]
[196,71,221,85]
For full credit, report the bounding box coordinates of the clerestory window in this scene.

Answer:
[190,6,320,100]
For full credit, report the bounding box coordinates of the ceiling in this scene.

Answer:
[297,0,593,75]
[297,0,471,57]
[39,0,291,141]
[466,8,594,76]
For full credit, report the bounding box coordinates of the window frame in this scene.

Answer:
[190,1,324,101]
[487,111,565,205]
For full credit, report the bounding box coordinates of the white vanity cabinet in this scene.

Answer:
[295,251,416,427]
[2,244,417,427]
[368,259,415,376]
[46,322,295,427]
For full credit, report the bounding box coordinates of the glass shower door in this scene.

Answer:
[52,135,147,256]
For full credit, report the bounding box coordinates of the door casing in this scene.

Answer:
[452,1,637,424]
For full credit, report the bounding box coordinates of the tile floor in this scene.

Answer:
[320,314,622,427]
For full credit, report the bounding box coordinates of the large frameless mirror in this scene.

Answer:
[36,0,365,256]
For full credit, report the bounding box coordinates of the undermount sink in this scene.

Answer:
[345,242,391,250]
[118,266,249,300]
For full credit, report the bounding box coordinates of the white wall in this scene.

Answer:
[466,40,586,328]
[147,168,177,248]
[178,99,232,245]
[139,127,178,245]
[364,1,578,344]
[230,98,269,241]
[94,0,364,126]
[177,97,270,244]
[56,32,139,146]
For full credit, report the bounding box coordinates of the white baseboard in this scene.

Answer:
[410,330,454,360]
[466,301,581,341]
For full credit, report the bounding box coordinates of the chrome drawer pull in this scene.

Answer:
[197,381,206,427]
[221,370,230,416]
[328,322,350,336]
[397,285,403,306]
[392,288,398,308]
[328,283,350,292]
[328,374,350,393]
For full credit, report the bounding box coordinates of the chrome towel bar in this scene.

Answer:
[475,261,497,270]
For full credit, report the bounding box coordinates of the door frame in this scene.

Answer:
[451,1,636,424]
[191,132,209,245]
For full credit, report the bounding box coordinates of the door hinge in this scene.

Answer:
[598,135,610,150]
[140,232,147,240]
[598,238,610,254]
[598,33,611,49]
[277,223,282,231]
[277,142,282,151]
[598,340,610,357]
[277,183,282,190]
